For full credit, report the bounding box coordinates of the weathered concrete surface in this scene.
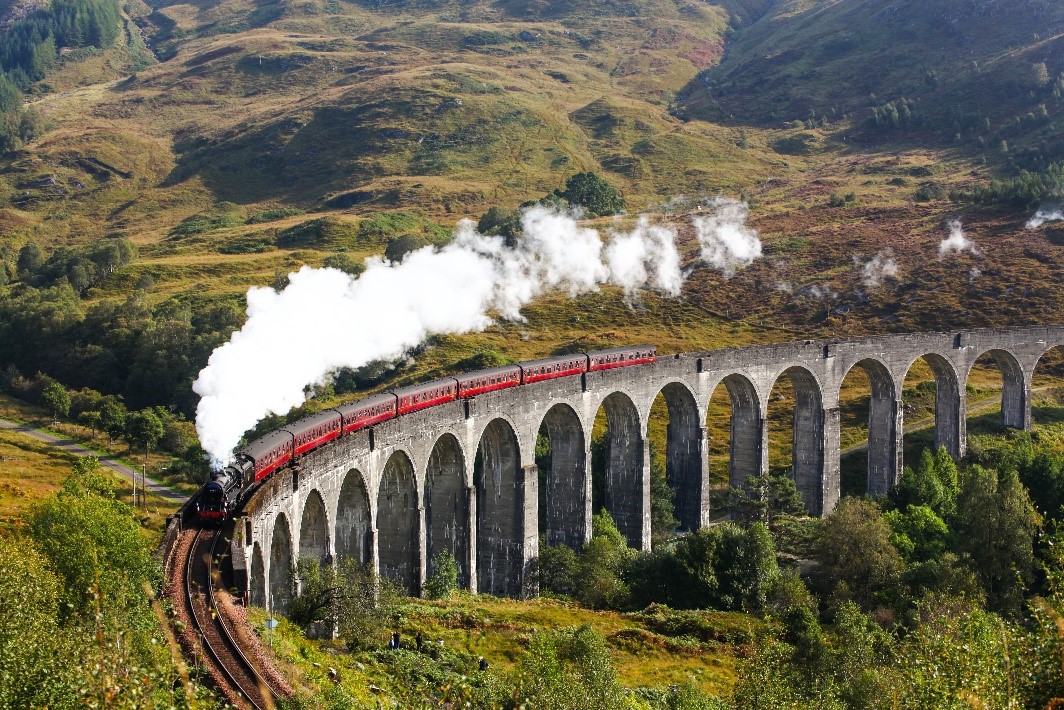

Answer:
[241,325,1064,608]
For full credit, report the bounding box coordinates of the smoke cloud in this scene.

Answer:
[194,202,756,464]
[938,220,980,258]
[693,198,762,275]
[604,216,684,297]
[1026,209,1064,229]
[855,250,899,289]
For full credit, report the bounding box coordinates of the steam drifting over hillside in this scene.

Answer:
[193,201,757,464]
[693,198,762,275]
[856,250,899,289]
[1026,209,1064,229]
[939,220,980,258]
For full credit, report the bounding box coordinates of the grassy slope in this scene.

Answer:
[248,595,757,704]
[681,0,1064,128]
[0,393,196,532]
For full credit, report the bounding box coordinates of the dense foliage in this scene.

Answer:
[0,74,42,154]
[0,458,214,707]
[0,0,121,87]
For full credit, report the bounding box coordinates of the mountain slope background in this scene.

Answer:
[0,0,1061,415]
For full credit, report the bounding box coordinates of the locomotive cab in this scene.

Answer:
[197,480,229,524]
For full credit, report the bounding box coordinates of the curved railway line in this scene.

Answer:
[181,526,279,710]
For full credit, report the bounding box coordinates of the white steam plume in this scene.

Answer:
[1026,209,1064,229]
[938,219,980,258]
[855,250,899,289]
[604,216,684,297]
[193,205,700,464]
[693,197,762,275]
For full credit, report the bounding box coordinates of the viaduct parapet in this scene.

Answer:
[238,325,1064,609]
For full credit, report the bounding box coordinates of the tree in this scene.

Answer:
[0,537,71,708]
[1030,62,1051,88]
[729,472,807,527]
[384,234,429,263]
[30,460,159,616]
[287,556,340,632]
[889,447,958,518]
[883,504,950,563]
[16,241,43,278]
[954,465,1039,615]
[425,551,458,599]
[40,380,69,421]
[559,172,625,217]
[539,540,579,597]
[476,206,522,244]
[650,453,679,547]
[574,510,633,609]
[125,408,164,462]
[77,409,101,439]
[814,497,903,610]
[99,397,127,443]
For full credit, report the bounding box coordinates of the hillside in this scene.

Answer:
[680,0,1064,167]
[0,0,1058,411]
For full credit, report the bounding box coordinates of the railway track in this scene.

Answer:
[183,526,278,710]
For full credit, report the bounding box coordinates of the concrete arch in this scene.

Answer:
[269,513,293,614]
[336,469,371,566]
[653,381,704,532]
[841,358,900,496]
[769,366,826,515]
[537,403,589,549]
[425,433,470,589]
[596,391,647,550]
[713,372,763,489]
[904,353,963,459]
[299,489,330,564]
[475,418,525,597]
[969,348,1028,430]
[250,542,266,608]
[377,450,419,595]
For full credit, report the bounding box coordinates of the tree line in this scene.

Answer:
[277,426,1064,708]
[0,0,121,88]
[0,237,244,417]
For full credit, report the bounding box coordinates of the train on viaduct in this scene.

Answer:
[233,326,1064,611]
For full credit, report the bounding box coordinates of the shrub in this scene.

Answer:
[514,625,627,710]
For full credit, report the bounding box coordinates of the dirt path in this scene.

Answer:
[0,418,189,503]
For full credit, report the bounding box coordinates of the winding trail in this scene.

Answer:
[0,418,189,502]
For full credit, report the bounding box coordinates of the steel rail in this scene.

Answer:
[185,527,272,710]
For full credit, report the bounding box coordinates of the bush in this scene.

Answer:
[771,132,820,155]
[913,182,947,202]
[629,522,779,612]
[514,625,627,710]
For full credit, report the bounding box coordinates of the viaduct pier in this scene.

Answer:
[237,326,1064,608]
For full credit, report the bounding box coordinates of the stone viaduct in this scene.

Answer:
[238,325,1064,610]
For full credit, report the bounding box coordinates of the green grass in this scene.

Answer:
[248,593,754,703]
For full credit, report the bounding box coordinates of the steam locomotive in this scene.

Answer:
[195,345,656,524]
